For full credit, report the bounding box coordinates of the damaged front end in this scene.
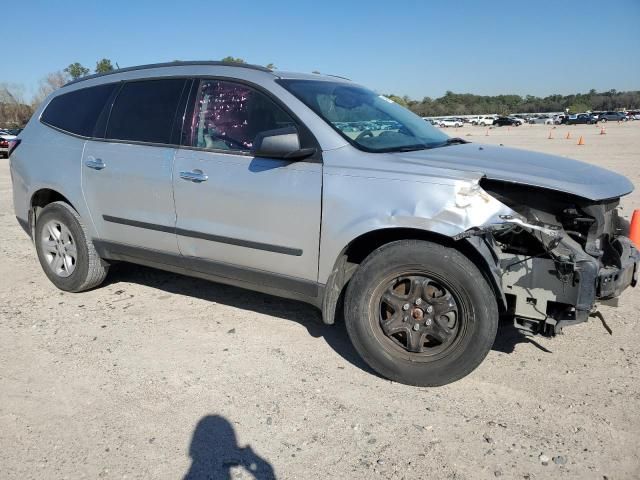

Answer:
[461,179,639,335]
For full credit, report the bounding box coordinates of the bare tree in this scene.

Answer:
[31,71,69,108]
[0,83,33,128]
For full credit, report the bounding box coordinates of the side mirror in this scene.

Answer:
[252,127,316,161]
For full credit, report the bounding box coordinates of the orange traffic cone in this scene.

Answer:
[548,130,553,139]
[577,136,585,145]
[630,210,640,248]
[565,131,571,139]
[600,126,606,135]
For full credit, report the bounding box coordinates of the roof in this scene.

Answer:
[64,61,352,87]
[64,61,273,87]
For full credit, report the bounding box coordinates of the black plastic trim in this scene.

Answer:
[102,215,303,256]
[93,240,318,298]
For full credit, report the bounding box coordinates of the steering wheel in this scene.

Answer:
[356,130,375,141]
[208,131,247,150]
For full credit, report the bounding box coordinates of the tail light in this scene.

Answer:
[8,138,21,157]
[0,139,8,148]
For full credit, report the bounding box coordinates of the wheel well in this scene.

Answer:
[31,189,74,210]
[322,228,506,324]
[29,189,76,234]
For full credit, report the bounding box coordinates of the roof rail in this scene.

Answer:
[324,73,352,81]
[64,61,273,87]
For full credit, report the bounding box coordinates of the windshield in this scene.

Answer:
[278,79,449,152]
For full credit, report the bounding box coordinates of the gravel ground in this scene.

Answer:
[1,122,639,479]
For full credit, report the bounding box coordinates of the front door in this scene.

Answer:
[173,79,322,285]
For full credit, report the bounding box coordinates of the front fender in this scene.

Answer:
[318,171,516,284]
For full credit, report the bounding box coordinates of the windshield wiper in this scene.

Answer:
[445,137,469,145]
[432,137,469,148]
[390,144,431,152]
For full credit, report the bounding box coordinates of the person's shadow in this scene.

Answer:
[184,415,276,480]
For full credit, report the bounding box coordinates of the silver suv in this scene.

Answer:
[10,62,639,386]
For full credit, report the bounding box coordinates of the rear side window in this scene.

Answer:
[41,84,117,137]
[106,79,186,144]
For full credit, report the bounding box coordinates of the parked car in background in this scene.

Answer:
[624,111,639,120]
[438,118,463,128]
[528,115,554,125]
[0,130,17,158]
[471,116,496,126]
[492,117,520,127]
[0,137,9,158]
[553,114,568,125]
[509,116,525,126]
[566,113,597,125]
[10,61,639,387]
[598,111,627,122]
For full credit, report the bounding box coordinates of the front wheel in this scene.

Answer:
[344,240,498,386]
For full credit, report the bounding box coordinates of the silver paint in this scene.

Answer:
[9,63,636,315]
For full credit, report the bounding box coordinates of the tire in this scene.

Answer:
[34,201,108,292]
[344,240,498,386]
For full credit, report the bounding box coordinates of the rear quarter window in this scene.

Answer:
[41,83,118,137]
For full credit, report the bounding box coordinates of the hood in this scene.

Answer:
[392,143,633,201]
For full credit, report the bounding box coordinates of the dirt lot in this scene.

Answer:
[1,122,639,480]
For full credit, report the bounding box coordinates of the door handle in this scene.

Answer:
[85,158,106,170]
[179,169,208,183]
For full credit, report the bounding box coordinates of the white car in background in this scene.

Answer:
[471,116,496,126]
[438,118,463,128]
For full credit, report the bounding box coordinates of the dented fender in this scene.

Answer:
[318,148,521,284]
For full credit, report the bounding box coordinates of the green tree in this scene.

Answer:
[568,103,591,113]
[64,62,90,80]
[385,94,408,107]
[265,63,276,70]
[95,58,115,74]
[221,56,246,64]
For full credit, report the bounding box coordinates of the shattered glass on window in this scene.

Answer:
[189,80,295,152]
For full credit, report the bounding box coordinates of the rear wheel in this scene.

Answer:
[344,240,498,386]
[35,201,108,292]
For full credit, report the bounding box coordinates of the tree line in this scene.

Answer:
[0,58,116,127]
[387,89,640,117]
[1,56,639,128]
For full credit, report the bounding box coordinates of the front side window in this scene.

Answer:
[106,79,186,144]
[41,83,117,137]
[187,80,296,152]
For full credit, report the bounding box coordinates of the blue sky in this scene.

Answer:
[5,0,640,100]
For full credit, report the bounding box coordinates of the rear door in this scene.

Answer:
[172,78,322,284]
[82,78,189,254]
